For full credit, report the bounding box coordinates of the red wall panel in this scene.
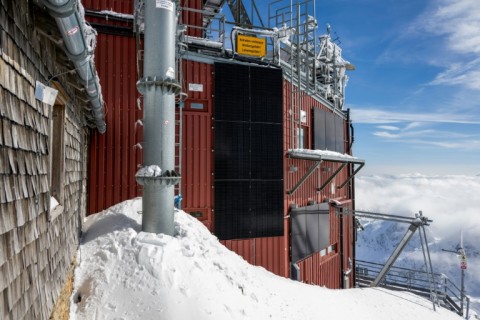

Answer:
[86,22,355,288]
[83,0,134,13]
[298,252,341,288]
[222,236,288,277]
[88,33,142,214]
[180,0,203,37]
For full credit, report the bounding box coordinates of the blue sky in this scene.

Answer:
[312,0,480,175]
[223,0,480,175]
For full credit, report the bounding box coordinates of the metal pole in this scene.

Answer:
[137,0,180,235]
[370,218,423,287]
[296,2,302,148]
[420,225,437,311]
[465,296,470,319]
[442,248,466,316]
[460,252,465,315]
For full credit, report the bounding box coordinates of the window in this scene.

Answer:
[297,126,308,149]
[49,103,65,220]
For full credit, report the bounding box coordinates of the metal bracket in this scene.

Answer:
[338,162,364,189]
[136,171,181,187]
[137,76,182,95]
[317,162,346,192]
[287,160,322,195]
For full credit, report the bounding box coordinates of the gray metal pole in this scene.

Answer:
[136,0,180,235]
[370,218,423,287]
[296,2,301,149]
[420,225,437,311]
[460,251,465,315]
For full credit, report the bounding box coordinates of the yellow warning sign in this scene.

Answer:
[236,34,267,57]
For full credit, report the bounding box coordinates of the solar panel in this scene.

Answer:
[214,62,284,240]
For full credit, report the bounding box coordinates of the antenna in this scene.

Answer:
[332,31,341,44]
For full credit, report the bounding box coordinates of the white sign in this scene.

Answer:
[156,0,173,11]
[188,83,204,92]
[34,81,58,106]
[300,110,307,124]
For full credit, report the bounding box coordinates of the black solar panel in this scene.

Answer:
[214,121,250,180]
[250,66,283,124]
[214,63,250,122]
[214,62,284,240]
[250,123,283,180]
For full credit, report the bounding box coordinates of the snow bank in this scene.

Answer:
[70,198,462,320]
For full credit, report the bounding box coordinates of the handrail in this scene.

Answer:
[356,259,469,316]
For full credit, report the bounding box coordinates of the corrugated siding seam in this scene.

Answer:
[82,0,134,13]
[88,33,141,214]
[298,252,341,288]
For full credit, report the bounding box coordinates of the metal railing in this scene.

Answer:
[356,259,470,317]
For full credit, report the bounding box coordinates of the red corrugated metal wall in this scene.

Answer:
[221,236,288,277]
[180,61,213,230]
[85,0,354,287]
[180,0,203,37]
[298,252,341,288]
[82,0,133,11]
[87,31,142,214]
[283,79,354,287]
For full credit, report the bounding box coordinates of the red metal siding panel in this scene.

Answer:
[221,237,288,277]
[254,237,287,277]
[88,33,141,214]
[283,78,353,286]
[183,60,213,100]
[83,0,134,13]
[87,34,353,289]
[180,61,214,229]
[298,252,341,288]
[181,112,213,225]
[221,239,254,265]
[180,0,203,37]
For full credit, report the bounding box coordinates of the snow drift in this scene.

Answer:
[70,198,462,320]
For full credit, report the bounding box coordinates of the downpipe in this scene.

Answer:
[40,0,106,133]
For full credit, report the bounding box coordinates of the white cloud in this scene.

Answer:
[350,108,480,125]
[418,0,480,55]
[376,125,400,131]
[356,174,480,244]
[428,58,480,90]
[413,0,480,90]
[407,138,480,150]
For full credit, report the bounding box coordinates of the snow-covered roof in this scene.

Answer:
[288,149,364,163]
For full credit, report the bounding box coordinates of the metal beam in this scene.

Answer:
[287,160,321,195]
[338,162,364,189]
[370,218,424,287]
[317,163,346,192]
[227,0,252,27]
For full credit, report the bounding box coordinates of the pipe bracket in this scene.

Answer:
[136,171,181,187]
[41,0,77,18]
[137,76,182,95]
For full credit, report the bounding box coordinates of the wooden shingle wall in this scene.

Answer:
[1,1,89,319]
